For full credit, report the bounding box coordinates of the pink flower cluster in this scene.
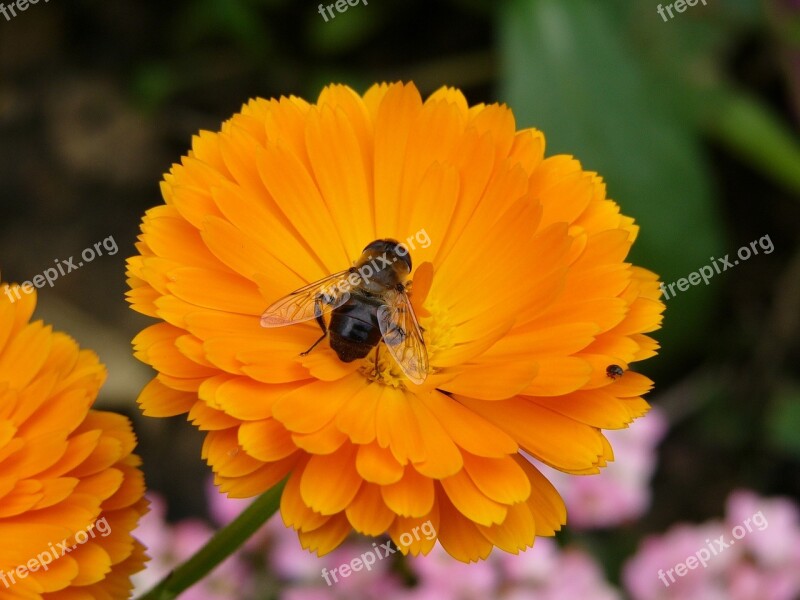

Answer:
[623,490,800,600]
[276,535,621,600]
[399,540,621,600]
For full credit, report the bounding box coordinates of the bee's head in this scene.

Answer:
[362,239,412,272]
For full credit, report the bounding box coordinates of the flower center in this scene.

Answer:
[358,295,455,388]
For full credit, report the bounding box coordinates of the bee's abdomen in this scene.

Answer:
[334,314,373,342]
[329,302,381,362]
[330,335,374,362]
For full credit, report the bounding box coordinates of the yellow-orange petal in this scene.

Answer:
[299,444,362,515]
[0,286,148,598]
[381,466,434,518]
[345,482,395,535]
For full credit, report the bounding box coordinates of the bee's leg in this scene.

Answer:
[301,333,327,356]
[300,294,328,356]
[373,344,380,375]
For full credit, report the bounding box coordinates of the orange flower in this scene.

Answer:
[127,82,664,562]
[0,285,148,598]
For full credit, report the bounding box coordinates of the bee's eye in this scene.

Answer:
[396,248,412,271]
[362,240,382,253]
[361,239,412,271]
[385,241,412,271]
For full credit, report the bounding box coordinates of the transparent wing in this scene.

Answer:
[377,289,429,384]
[260,270,352,327]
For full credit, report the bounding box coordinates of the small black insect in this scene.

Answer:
[606,364,624,380]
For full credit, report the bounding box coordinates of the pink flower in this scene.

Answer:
[405,544,498,599]
[270,518,344,582]
[533,549,621,600]
[725,489,800,568]
[499,541,621,600]
[623,521,732,600]
[540,407,668,529]
[403,538,621,600]
[282,590,336,600]
[497,537,560,585]
[623,490,800,600]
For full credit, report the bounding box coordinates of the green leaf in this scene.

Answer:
[499,0,726,364]
[702,88,800,197]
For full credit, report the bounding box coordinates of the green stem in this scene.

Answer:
[137,479,287,600]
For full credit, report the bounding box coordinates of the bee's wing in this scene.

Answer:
[377,289,429,384]
[260,270,352,327]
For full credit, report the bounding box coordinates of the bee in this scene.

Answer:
[606,364,625,380]
[260,239,429,384]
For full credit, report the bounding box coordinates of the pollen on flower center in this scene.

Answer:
[420,299,457,356]
[360,347,406,387]
[358,299,451,388]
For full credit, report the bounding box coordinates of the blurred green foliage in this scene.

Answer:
[500,0,725,365]
[499,0,800,369]
[767,383,800,458]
